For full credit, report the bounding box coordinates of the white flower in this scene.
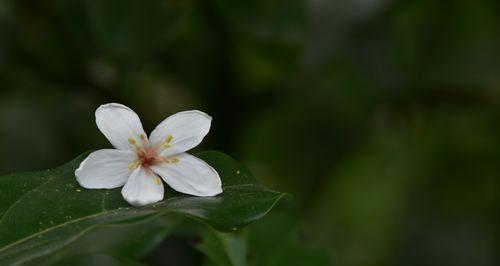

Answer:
[75,103,223,206]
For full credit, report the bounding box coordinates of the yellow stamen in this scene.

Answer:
[128,137,142,150]
[140,134,146,140]
[128,161,138,170]
[161,135,173,149]
[155,177,161,185]
[160,157,179,164]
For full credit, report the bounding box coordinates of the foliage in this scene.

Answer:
[0,151,285,265]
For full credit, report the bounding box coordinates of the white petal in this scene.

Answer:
[95,103,148,151]
[75,149,136,189]
[150,153,222,197]
[121,166,164,206]
[149,110,212,156]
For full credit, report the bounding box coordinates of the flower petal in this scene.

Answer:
[149,110,211,156]
[96,103,148,151]
[121,166,164,206]
[75,149,136,189]
[150,153,222,197]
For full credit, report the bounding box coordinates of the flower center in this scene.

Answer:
[138,147,158,167]
[127,135,179,171]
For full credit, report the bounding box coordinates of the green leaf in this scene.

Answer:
[197,213,331,266]
[53,254,147,266]
[0,151,285,265]
[197,229,248,266]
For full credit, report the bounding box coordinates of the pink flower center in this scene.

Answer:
[137,147,159,168]
[127,135,179,171]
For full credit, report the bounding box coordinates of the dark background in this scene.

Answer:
[1,0,499,265]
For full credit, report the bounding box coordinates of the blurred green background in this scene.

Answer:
[1,0,500,265]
